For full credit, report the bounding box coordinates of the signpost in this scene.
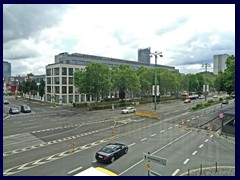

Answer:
[143,152,167,176]
[219,112,224,131]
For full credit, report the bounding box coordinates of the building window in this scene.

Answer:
[62,95,67,103]
[75,68,79,71]
[47,94,51,102]
[47,77,51,84]
[75,95,79,102]
[55,86,59,93]
[69,77,73,84]
[54,77,59,85]
[62,77,67,84]
[46,69,51,76]
[69,86,73,93]
[69,95,73,103]
[54,67,59,75]
[47,86,51,93]
[69,68,73,76]
[62,67,67,75]
[62,86,67,94]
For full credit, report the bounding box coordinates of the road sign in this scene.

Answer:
[143,153,167,166]
[146,163,151,170]
[219,112,224,119]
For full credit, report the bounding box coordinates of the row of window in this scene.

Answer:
[46,94,89,103]
[47,86,75,94]
[46,67,81,76]
[47,77,73,85]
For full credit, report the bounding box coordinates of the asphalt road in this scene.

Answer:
[3,96,235,176]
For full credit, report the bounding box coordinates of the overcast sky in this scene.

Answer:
[3,4,235,76]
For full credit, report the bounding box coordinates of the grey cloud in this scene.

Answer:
[3,4,69,43]
[3,40,40,60]
[155,16,189,36]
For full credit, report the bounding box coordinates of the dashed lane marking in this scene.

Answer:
[183,158,190,164]
[192,151,197,155]
[172,169,180,176]
[199,144,204,148]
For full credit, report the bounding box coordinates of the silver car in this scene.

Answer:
[121,107,136,114]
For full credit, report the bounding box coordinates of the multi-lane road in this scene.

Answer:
[3,96,235,176]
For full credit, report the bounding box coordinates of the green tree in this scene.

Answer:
[223,56,235,95]
[112,65,140,100]
[39,79,45,98]
[137,67,153,97]
[74,62,112,102]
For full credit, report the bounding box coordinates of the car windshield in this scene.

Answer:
[100,147,113,153]
[24,106,31,110]
[12,108,18,112]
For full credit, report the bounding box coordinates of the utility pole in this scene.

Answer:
[150,51,163,110]
[202,63,211,101]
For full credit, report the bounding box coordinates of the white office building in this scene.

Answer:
[213,54,230,74]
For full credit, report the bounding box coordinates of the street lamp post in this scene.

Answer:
[150,51,163,110]
[202,63,211,101]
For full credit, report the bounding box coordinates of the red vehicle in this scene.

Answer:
[184,99,191,103]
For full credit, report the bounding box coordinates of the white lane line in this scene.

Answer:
[199,144,204,148]
[21,122,38,126]
[205,139,209,142]
[119,131,191,176]
[141,138,147,141]
[13,121,22,123]
[28,119,36,122]
[68,166,83,175]
[183,158,190,164]
[128,143,136,147]
[210,134,213,138]
[172,169,180,176]
[192,151,197,155]
[151,134,157,137]
[24,126,41,130]
[160,130,165,133]
[168,127,173,130]
[175,124,178,127]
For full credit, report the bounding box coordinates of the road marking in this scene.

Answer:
[24,126,41,130]
[13,121,22,123]
[160,130,165,133]
[210,134,213,138]
[28,119,36,122]
[205,139,209,142]
[172,169,180,176]
[199,144,204,148]
[141,138,147,141]
[175,124,178,127]
[183,158,190,164]
[192,151,197,155]
[128,143,136,147]
[68,166,83,175]
[168,127,172,129]
[151,134,156,137]
[21,122,37,126]
[119,131,191,176]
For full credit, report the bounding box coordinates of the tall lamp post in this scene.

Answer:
[202,63,211,101]
[150,51,163,110]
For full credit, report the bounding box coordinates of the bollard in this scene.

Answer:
[112,127,115,138]
[71,137,77,152]
[197,122,201,132]
[207,123,211,135]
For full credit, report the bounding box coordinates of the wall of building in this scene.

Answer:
[213,54,230,74]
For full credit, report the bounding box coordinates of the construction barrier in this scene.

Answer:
[135,110,160,119]
[197,122,201,132]
[207,123,211,135]
[178,120,183,128]
[186,120,190,130]
[112,127,115,138]
[71,136,77,152]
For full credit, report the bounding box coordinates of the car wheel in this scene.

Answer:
[124,148,128,154]
[111,156,115,163]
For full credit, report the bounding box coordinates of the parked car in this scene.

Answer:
[3,100,9,104]
[199,95,205,99]
[222,100,229,104]
[95,143,128,163]
[20,104,31,113]
[9,107,20,114]
[213,95,218,98]
[183,99,191,103]
[121,107,136,114]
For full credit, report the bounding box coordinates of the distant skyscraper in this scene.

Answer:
[3,61,11,78]
[213,54,230,74]
[138,47,150,64]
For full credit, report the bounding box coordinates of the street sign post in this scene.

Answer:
[143,153,167,166]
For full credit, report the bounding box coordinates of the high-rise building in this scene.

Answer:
[213,54,230,74]
[3,61,11,78]
[138,47,151,64]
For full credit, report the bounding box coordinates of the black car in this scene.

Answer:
[9,107,20,114]
[95,143,128,163]
[222,100,229,104]
[20,104,31,113]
